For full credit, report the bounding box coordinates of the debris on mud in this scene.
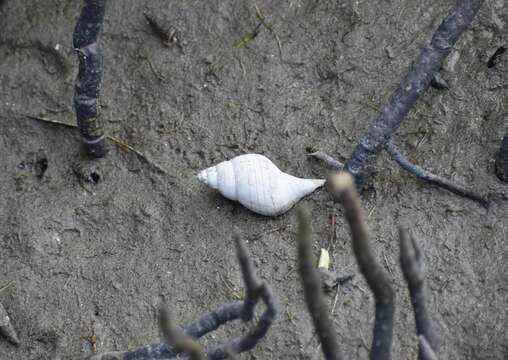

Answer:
[144,12,181,48]
[0,302,19,346]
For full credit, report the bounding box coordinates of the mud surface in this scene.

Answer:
[1,0,507,359]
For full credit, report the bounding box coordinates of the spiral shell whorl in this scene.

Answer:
[197,167,218,189]
[198,154,325,216]
[231,155,279,215]
[216,160,237,200]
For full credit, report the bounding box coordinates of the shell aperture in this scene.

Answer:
[197,154,325,216]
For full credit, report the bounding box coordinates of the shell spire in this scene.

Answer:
[197,154,325,216]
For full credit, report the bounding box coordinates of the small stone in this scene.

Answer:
[385,45,396,59]
[430,73,449,90]
[319,268,354,293]
[204,55,214,64]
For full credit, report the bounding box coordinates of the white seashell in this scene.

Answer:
[197,154,325,216]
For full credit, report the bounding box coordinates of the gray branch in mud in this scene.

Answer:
[73,0,108,157]
[399,228,437,360]
[344,0,485,188]
[88,236,277,360]
[385,143,488,206]
[418,336,438,360]
[308,151,344,170]
[328,173,395,360]
[296,207,344,360]
[159,306,206,360]
[310,147,488,205]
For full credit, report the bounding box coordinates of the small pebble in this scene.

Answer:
[430,73,449,90]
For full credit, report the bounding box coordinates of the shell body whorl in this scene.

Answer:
[197,154,325,216]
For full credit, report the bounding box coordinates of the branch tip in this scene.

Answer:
[159,305,206,360]
[328,172,355,196]
[418,335,438,360]
[296,206,344,360]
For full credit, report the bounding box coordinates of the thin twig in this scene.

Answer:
[328,173,395,360]
[399,228,437,360]
[296,207,343,360]
[234,22,263,48]
[26,115,77,129]
[107,136,167,175]
[141,52,166,81]
[0,281,15,293]
[344,0,485,188]
[73,0,108,157]
[385,142,488,206]
[159,305,206,360]
[330,287,340,315]
[308,151,344,170]
[327,213,337,252]
[23,114,167,175]
[254,2,283,60]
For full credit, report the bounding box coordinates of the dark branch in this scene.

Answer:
[399,228,437,360]
[91,302,245,360]
[328,173,395,360]
[184,302,244,339]
[306,147,489,205]
[205,236,277,359]
[0,301,19,346]
[344,0,485,188]
[385,142,488,206]
[88,236,277,360]
[418,335,438,360]
[73,0,108,157]
[159,306,206,360]
[495,133,508,182]
[234,234,261,322]
[205,283,276,359]
[296,207,343,360]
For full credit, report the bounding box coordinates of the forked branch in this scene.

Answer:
[344,0,485,188]
[309,147,487,205]
[159,306,206,360]
[88,236,277,360]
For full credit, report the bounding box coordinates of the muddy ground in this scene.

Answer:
[0,0,507,359]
